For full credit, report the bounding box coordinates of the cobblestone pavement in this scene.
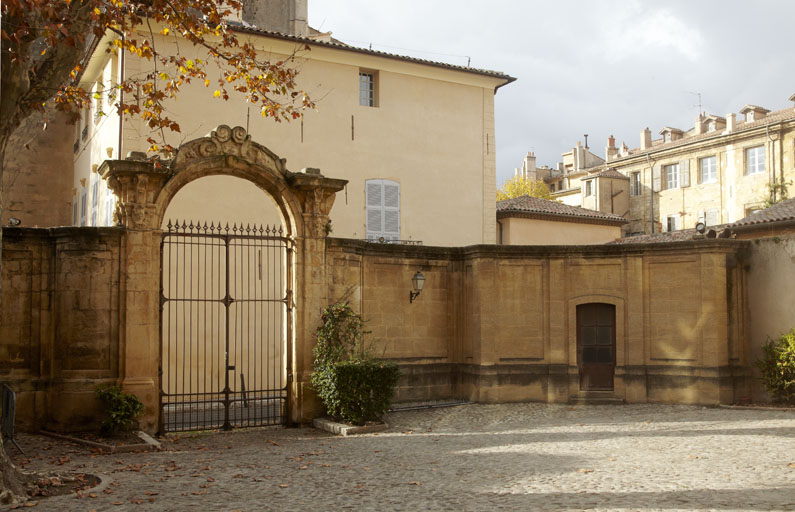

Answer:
[5,403,795,511]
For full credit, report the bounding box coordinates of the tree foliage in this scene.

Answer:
[496,175,553,201]
[1,0,313,156]
[756,328,795,403]
[311,303,400,425]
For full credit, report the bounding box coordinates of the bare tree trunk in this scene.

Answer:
[0,438,26,504]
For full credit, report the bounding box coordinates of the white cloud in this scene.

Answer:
[601,7,704,62]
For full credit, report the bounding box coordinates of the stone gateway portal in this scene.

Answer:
[160,220,293,432]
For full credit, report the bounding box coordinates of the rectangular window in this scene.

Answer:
[73,198,78,225]
[699,156,717,184]
[359,72,376,107]
[584,180,593,196]
[745,145,765,175]
[667,214,680,232]
[664,163,680,189]
[630,172,641,196]
[365,179,399,241]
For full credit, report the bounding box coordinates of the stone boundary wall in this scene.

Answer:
[1,227,124,431]
[326,238,750,406]
[745,234,795,401]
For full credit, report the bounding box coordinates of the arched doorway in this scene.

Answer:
[159,175,293,432]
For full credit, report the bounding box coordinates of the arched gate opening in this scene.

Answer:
[159,176,293,431]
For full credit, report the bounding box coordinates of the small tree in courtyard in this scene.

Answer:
[756,328,795,403]
[311,303,400,426]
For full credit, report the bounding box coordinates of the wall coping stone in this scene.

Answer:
[327,237,750,260]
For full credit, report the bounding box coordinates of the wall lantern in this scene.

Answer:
[409,271,425,303]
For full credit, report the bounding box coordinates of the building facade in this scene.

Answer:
[523,98,795,237]
[5,0,513,247]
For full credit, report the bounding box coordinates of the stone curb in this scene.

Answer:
[718,404,795,412]
[312,417,388,436]
[39,430,159,453]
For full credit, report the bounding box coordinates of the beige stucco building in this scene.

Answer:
[496,195,625,245]
[58,2,514,248]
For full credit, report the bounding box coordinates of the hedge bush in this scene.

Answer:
[96,385,144,434]
[756,328,795,403]
[311,302,400,425]
[314,359,401,425]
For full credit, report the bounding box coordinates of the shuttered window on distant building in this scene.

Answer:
[365,179,399,241]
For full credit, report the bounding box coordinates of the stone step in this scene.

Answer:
[569,392,626,405]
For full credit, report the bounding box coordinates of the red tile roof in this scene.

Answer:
[731,197,795,228]
[618,107,795,158]
[228,22,515,84]
[497,196,627,224]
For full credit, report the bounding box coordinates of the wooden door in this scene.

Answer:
[576,303,616,391]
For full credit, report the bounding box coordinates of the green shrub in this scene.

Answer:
[756,328,795,403]
[314,359,401,425]
[311,302,400,425]
[96,385,144,434]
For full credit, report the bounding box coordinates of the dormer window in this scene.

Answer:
[660,127,683,142]
[707,121,715,132]
[740,105,770,123]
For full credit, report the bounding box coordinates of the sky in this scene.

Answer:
[307,0,795,187]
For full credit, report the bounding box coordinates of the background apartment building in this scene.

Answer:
[522,95,795,237]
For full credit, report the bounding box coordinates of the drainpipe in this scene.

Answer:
[766,123,775,202]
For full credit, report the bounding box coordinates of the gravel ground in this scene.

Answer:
[4,403,795,511]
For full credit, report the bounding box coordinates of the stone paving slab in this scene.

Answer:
[4,403,795,511]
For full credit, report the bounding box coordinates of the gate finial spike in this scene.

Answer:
[167,219,173,230]
[225,222,229,233]
[181,219,187,230]
[246,223,250,234]
[278,225,283,235]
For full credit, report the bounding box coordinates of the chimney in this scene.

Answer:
[242,0,308,36]
[694,113,705,135]
[522,151,537,180]
[726,113,736,133]
[790,92,795,107]
[640,127,652,151]
[605,135,618,162]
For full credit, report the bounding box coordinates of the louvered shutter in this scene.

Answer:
[383,182,400,240]
[706,209,719,226]
[365,180,400,240]
[680,160,690,187]
[652,166,661,192]
[365,181,383,240]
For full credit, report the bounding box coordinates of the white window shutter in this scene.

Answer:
[383,182,400,240]
[365,180,400,240]
[365,181,382,240]
[680,160,690,187]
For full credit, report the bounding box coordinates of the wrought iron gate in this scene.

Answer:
[159,220,292,432]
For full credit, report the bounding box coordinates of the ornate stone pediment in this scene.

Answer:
[171,125,287,175]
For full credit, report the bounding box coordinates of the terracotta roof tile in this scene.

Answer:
[610,224,732,244]
[589,169,629,180]
[620,107,795,157]
[227,22,515,84]
[497,196,626,223]
[731,197,795,228]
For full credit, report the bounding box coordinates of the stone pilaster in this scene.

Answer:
[287,169,347,423]
[99,158,171,432]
